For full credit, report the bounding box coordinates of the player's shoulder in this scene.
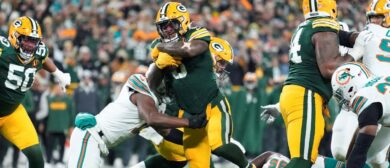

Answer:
[186,26,211,42]
[126,74,158,103]
[34,41,49,60]
[150,38,161,49]
[350,79,384,114]
[310,17,340,32]
[0,35,13,50]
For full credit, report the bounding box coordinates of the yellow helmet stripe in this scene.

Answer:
[160,2,171,19]
[27,17,37,34]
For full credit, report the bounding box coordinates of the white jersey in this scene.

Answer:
[95,74,159,147]
[350,77,390,127]
[363,24,390,77]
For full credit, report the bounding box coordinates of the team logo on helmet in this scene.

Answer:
[211,42,224,52]
[13,20,22,27]
[177,5,187,12]
[336,68,352,85]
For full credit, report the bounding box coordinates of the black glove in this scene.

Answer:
[188,113,208,128]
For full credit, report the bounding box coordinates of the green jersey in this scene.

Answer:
[284,18,339,101]
[151,27,219,114]
[0,35,48,115]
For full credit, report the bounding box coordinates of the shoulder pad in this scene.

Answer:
[312,18,340,31]
[34,42,49,60]
[127,74,158,103]
[188,27,211,41]
[150,39,161,49]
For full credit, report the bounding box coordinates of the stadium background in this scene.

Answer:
[0,0,369,167]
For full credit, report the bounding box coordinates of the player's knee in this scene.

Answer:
[22,144,44,168]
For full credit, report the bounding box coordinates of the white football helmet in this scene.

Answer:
[262,153,290,168]
[331,62,372,106]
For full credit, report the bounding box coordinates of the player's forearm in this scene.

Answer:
[346,132,375,168]
[146,63,164,95]
[157,40,208,58]
[147,113,189,128]
[42,58,58,73]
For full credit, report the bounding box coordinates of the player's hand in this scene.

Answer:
[53,69,71,92]
[260,103,281,124]
[349,30,373,61]
[188,113,208,128]
[155,52,182,69]
[150,47,160,61]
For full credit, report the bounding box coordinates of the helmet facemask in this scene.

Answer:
[17,34,40,61]
[156,19,181,42]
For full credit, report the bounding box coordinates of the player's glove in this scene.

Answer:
[75,113,97,130]
[155,52,182,69]
[52,68,71,92]
[150,47,160,61]
[260,103,281,124]
[348,30,373,61]
[188,113,208,129]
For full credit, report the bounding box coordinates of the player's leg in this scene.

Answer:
[312,156,371,168]
[366,127,390,168]
[280,85,325,168]
[0,105,44,168]
[331,109,358,161]
[208,97,254,168]
[183,125,211,168]
[67,128,104,168]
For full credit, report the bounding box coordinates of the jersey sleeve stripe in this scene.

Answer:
[189,29,210,41]
[354,97,368,113]
[128,78,151,97]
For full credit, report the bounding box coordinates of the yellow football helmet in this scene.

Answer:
[155,2,190,42]
[366,0,390,27]
[8,16,42,60]
[210,37,234,79]
[302,0,337,20]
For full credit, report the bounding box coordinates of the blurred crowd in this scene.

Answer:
[0,0,369,167]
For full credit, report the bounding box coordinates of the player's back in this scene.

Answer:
[351,76,390,127]
[95,74,159,147]
[284,18,339,101]
[364,24,390,77]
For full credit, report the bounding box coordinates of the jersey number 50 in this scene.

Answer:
[5,64,36,92]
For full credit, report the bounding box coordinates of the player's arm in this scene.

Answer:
[146,63,164,95]
[338,30,359,48]
[43,57,71,92]
[132,92,206,129]
[313,31,354,79]
[156,39,208,58]
[251,151,277,167]
[346,102,382,168]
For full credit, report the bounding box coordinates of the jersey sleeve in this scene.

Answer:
[311,18,340,34]
[126,74,159,105]
[35,42,49,62]
[187,27,211,43]
[349,89,383,116]
[150,39,161,49]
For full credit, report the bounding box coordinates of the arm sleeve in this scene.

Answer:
[338,30,354,48]
[358,102,383,128]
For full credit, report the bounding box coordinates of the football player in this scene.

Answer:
[67,74,207,168]
[331,1,390,167]
[147,2,255,168]
[267,0,371,167]
[133,37,253,168]
[331,63,390,168]
[0,16,70,168]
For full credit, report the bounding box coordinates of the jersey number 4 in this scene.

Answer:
[5,64,36,92]
[289,28,303,63]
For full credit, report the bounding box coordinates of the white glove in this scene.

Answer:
[260,103,281,124]
[52,69,71,92]
[139,127,164,145]
[348,30,373,61]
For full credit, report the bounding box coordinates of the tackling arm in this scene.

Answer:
[313,31,354,79]
[146,63,165,95]
[132,92,190,128]
[156,39,208,58]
